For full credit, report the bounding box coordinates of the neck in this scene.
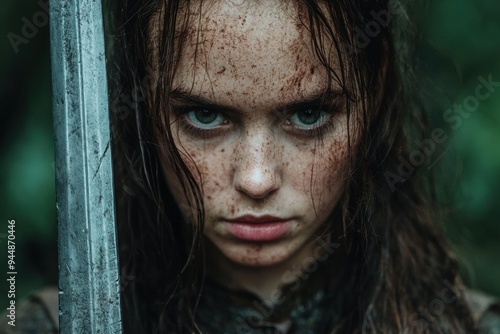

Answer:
[204,236,340,301]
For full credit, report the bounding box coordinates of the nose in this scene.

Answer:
[232,130,282,199]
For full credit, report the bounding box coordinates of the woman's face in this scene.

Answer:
[161,1,360,267]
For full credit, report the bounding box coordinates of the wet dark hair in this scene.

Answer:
[107,0,479,332]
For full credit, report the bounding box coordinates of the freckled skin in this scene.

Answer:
[160,1,360,297]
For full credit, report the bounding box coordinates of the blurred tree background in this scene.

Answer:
[421,0,500,295]
[0,0,57,311]
[0,0,499,313]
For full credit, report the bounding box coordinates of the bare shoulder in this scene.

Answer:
[464,289,500,334]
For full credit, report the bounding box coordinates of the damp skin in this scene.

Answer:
[160,1,361,297]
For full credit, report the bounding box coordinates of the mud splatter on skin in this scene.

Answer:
[160,0,362,298]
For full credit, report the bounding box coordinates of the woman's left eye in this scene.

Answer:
[185,109,226,128]
[287,109,329,129]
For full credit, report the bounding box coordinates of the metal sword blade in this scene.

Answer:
[50,0,122,332]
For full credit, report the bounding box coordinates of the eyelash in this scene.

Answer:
[174,107,338,139]
[284,115,336,138]
[176,109,231,138]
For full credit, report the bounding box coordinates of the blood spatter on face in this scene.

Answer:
[159,0,361,296]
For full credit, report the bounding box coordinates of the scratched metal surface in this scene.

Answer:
[50,0,122,332]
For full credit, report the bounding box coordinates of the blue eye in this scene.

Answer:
[288,109,328,129]
[186,109,226,128]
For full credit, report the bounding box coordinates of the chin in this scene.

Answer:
[208,237,301,268]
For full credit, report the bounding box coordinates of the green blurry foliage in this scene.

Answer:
[0,0,56,311]
[422,0,500,295]
[0,0,498,313]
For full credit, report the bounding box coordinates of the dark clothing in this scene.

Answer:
[195,278,500,334]
[1,286,499,333]
[196,275,340,333]
[0,287,58,334]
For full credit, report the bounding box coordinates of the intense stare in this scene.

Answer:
[158,0,362,295]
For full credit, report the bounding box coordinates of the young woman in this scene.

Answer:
[2,1,499,333]
[108,0,499,333]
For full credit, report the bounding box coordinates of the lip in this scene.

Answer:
[225,214,290,224]
[224,215,292,241]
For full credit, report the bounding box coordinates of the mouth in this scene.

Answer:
[223,215,292,241]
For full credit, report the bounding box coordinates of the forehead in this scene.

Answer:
[172,0,331,110]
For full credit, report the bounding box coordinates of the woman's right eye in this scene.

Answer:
[185,109,227,129]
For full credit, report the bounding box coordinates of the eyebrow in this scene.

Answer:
[169,88,344,114]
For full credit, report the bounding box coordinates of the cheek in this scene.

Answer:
[174,138,228,194]
[161,140,228,223]
[289,138,350,201]
[175,136,351,196]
